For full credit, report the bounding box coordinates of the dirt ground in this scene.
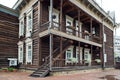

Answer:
[0,69,120,80]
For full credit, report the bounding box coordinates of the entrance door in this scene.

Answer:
[84,49,91,66]
[65,46,73,64]
[76,47,83,64]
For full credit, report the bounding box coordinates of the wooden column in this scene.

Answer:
[78,10,81,65]
[90,18,93,41]
[38,0,41,66]
[60,37,63,66]
[49,34,53,71]
[60,0,63,31]
[49,0,53,71]
[90,18,93,66]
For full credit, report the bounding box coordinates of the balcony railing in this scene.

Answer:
[52,58,101,68]
[40,21,101,44]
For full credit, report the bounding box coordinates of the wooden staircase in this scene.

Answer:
[30,61,50,77]
[30,38,73,77]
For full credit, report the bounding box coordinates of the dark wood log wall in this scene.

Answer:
[0,11,18,67]
[104,26,114,66]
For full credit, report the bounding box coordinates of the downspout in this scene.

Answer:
[49,0,53,71]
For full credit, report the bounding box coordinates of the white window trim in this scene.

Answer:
[76,20,82,37]
[26,8,33,37]
[25,38,33,64]
[76,47,83,64]
[18,41,24,63]
[104,33,106,42]
[66,15,73,35]
[49,7,59,30]
[19,17,24,37]
[65,46,74,64]
[84,48,91,66]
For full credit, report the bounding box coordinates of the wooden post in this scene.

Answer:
[78,42,80,65]
[91,45,93,66]
[49,34,53,71]
[78,10,81,65]
[38,0,41,66]
[49,0,53,29]
[49,0,53,71]
[78,10,80,37]
[90,18,92,41]
[60,0,63,31]
[60,37,63,67]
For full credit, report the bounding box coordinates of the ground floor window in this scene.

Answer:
[25,38,32,64]
[18,42,24,63]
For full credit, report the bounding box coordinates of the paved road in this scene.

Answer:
[0,69,120,80]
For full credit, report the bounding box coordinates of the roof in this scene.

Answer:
[12,0,115,25]
[0,4,18,17]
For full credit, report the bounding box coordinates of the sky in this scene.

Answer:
[0,0,120,36]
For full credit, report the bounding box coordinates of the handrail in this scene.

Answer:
[40,21,50,27]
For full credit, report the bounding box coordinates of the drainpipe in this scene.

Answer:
[49,0,53,71]
[102,18,105,70]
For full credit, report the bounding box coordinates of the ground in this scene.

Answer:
[0,69,120,80]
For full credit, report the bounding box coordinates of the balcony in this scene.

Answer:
[39,21,102,47]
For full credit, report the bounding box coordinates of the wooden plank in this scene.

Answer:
[60,0,63,31]
[50,34,53,71]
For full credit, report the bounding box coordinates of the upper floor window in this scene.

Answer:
[19,18,24,37]
[26,9,33,37]
[104,33,106,42]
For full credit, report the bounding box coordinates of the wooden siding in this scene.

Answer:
[104,26,114,66]
[0,11,18,67]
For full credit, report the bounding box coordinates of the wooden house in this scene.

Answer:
[13,0,115,77]
[0,4,18,67]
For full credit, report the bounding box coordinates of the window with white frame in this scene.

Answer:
[49,8,59,30]
[19,18,24,37]
[26,39,32,64]
[18,42,24,63]
[104,33,106,42]
[66,15,73,35]
[26,9,33,37]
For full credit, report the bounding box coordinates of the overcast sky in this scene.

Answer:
[0,0,120,35]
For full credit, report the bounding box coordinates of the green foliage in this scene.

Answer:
[8,67,14,72]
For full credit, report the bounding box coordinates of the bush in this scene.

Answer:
[8,67,14,72]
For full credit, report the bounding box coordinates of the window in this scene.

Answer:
[92,27,95,35]
[26,9,33,37]
[49,8,59,30]
[18,42,23,63]
[65,46,73,63]
[76,21,82,37]
[66,15,73,35]
[25,38,32,64]
[19,18,24,37]
[104,33,106,42]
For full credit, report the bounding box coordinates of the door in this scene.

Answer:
[65,46,73,64]
[76,47,83,64]
[76,21,82,37]
[66,15,73,35]
[84,49,91,66]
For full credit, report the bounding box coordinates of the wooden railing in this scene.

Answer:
[52,58,101,68]
[40,21,101,44]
